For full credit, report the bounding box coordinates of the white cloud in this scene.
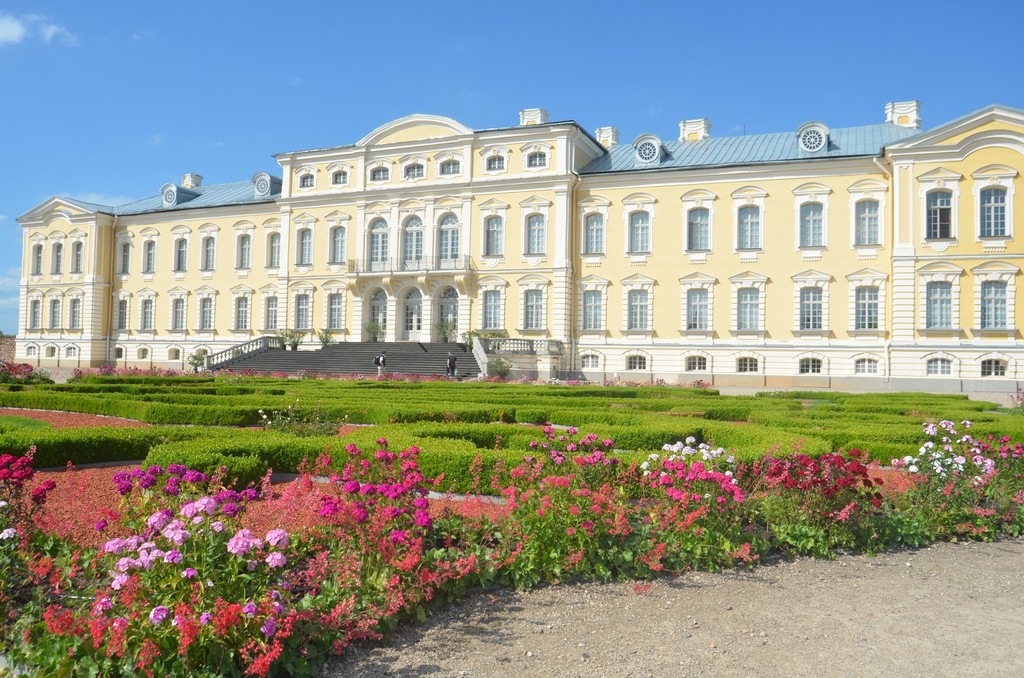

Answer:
[0,14,27,45]
[62,192,136,207]
[287,76,303,87]
[209,141,225,148]
[0,13,79,47]
[132,29,153,42]
[150,133,164,146]
[0,214,7,223]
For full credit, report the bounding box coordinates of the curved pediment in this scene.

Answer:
[358,114,473,147]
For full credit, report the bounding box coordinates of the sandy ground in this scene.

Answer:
[325,539,1024,678]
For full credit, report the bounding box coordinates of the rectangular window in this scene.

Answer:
[238,236,252,269]
[582,290,602,330]
[330,228,345,263]
[981,359,1007,377]
[523,289,543,329]
[172,298,185,330]
[799,203,824,248]
[140,299,154,331]
[737,288,759,331]
[980,280,1007,329]
[685,356,707,371]
[69,299,81,329]
[71,242,83,274]
[483,290,501,330]
[264,297,278,330]
[799,287,823,331]
[31,245,43,276]
[628,212,650,254]
[116,300,128,330]
[199,298,213,330]
[855,286,879,330]
[526,215,545,255]
[51,244,63,274]
[120,242,131,274]
[926,191,952,239]
[737,357,758,373]
[855,358,878,374]
[925,281,952,329]
[202,238,216,270]
[439,228,459,261]
[687,289,708,330]
[269,234,281,267]
[584,214,604,254]
[235,297,250,330]
[174,239,188,272]
[143,241,156,274]
[855,200,879,246]
[927,358,952,375]
[627,289,649,331]
[298,231,313,265]
[980,188,1007,238]
[328,293,344,329]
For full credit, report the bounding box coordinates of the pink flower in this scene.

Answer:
[110,573,129,590]
[265,529,288,548]
[164,550,182,564]
[227,529,257,556]
[149,606,170,624]
[182,568,198,578]
[266,551,287,568]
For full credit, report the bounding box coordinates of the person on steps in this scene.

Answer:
[445,351,458,378]
[374,350,387,377]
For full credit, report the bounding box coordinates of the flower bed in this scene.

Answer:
[0,421,1022,675]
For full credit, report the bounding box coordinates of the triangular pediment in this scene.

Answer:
[18,197,107,223]
[478,198,510,211]
[792,269,832,283]
[888,105,1024,150]
[195,285,217,295]
[167,286,189,296]
[519,195,552,208]
[679,272,717,284]
[621,273,655,285]
[579,274,609,286]
[259,284,279,294]
[729,271,768,284]
[846,268,887,282]
[230,285,254,294]
[917,261,964,275]
[916,167,963,182]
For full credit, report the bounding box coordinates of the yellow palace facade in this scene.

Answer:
[15,102,1024,392]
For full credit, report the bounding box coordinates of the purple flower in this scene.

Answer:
[265,529,288,548]
[261,617,277,637]
[266,551,287,568]
[147,509,174,531]
[95,518,108,532]
[182,568,198,579]
[199,612,213,625]
[110,573,128,590]
[389,530,408,544]
[240,488,259,501]
[182,470,207,484]
[220,502,241,517]
[344,480,361,493]
[149,606,170,625]
[115,481,133,496]
[414,509,433,529]
[227,529,257,556]
[103,537,127,554]
[211,521,224,533]
[167,464,187,477]
[242,602,257,617]
[146,465,164,476]
[139,474,157,490]
[164,550,183,564]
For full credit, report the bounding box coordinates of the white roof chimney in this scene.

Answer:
[679,119,711,142]
[885,101,921,129]
[594,126,619,147]
[519,108,549,126]
[181,173,203,189]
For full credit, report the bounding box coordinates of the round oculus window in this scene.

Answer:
[636,140,659,163]
[255,178,270,195]
[799,128,826,153]
[163,189,176,204]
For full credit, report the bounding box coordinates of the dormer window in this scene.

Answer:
[633,135,662,164]
[527,152,547,168]
[370,167,390,182]
[332,170,348,186]
[797,122,830,153]
[440,159,461,176]
[404,163,424,180]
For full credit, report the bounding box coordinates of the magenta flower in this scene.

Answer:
[261,617,277,637]
[389,530,408,544]
[164,550,182,564]
[149,606,170,625]
[199,612,213,625]
[242,602,257,617]
[182,568,198,579]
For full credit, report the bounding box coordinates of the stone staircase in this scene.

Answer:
[212,341,481,379]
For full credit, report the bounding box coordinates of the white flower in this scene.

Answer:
[908,465,919,473]
[0,500,7,508]
[0,528,17,540]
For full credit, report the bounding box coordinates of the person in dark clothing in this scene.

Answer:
[445,351,457,378]
[374,350,387,377]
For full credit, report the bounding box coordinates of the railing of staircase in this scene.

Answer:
[205,335,283,371]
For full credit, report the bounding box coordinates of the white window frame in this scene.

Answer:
[295,167,317,191]
[791,271,830,335]
[326,291,345,330]
[972,166,1016,243]
[201,236,216,271]
[522,288,545,331]
[263,295,279,331]
[68,297,81,330]
[48,297,62,329]
[854,357,880,374]
[972,262,1018,332]
[622,194,655,259]
[234,294,251,331]
[28,298,42,329]
[293,292,311,330]
[731,187,767,255]
[918,264,962,332]
[793,184,831,253]
[143,240,157,274]
[267,232,281,268]
[170,296,186,331]
[730,272,767,336]
[139,297,154,332]
[197,296,215,331]
[917,170,962,244]
[847,180,888,252]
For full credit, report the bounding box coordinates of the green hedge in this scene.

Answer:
[1,426,204,468]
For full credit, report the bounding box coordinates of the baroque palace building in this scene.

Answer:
[15,102,1024,391]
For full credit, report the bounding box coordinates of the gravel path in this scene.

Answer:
[325,539,1024,678]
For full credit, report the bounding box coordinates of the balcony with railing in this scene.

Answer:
[482,337,564,355]
[353,255,471,274]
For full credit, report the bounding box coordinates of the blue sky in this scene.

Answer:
[1,0,1022,335]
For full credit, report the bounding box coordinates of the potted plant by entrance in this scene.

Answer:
[364,321,383,342]
[435,320,458,343]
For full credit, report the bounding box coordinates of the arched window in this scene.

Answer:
[48,299,61,328]
[404,289,422,333]
[296,229,313,265]
[438,213,459,263]
[370,167,389,182]
[581,354,600,369]
[268,233,281,268]
[854,358,878,374]
[526,214,545,255]
[628,211,650,254]
[68,298,81,329]
[71,241,83,274]
[799,202,824,247]
[329,226,346,264]
[66,346,77,358]
[404,163,424,180]
[527,151,547,168]
[737,206,761,249]
[174,238,188,272]
[855,200,879,246]
[926,358,952,375]
[926,190,952,239]
[143,241,156,274]
[626,355,647,370]
[51,243,63,274]
[31,244,43,275]
[486,155,505,171]
[440,159,461,175]
[980,187,1007,238]
[981,358,1007,377]
[201,236,216,270]
[299,174,315,189]
[119,242,131,274]
[737,357,759,373]
[237,234,252,269]
[799,357,822,374]
[484,216,504,256]
[370,219,389,269]
[584,214,604,254]
[687,208,709,251]
[28,299,41,329]
[686,355,707,371]
[332,170,348,185]
[401,217,422,269]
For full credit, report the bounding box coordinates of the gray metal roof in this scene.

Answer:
[61,179,282,216]
[580,123,923,174]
